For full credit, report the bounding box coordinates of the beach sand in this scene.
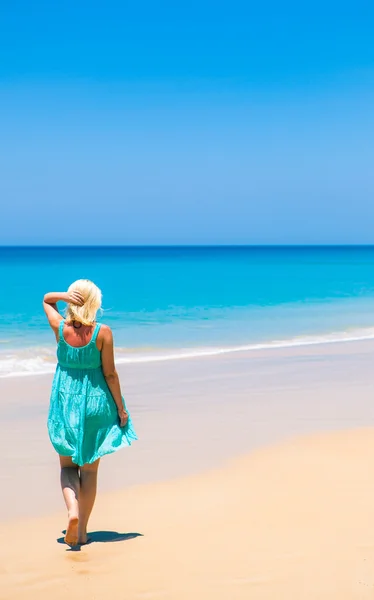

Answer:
[2,427,374,599]
[2,340,374,597]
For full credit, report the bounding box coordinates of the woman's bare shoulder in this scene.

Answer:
[98,323,113,340]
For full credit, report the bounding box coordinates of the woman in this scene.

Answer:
[43,279,137,547]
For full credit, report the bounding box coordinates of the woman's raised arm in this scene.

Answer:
[43,291,84,334]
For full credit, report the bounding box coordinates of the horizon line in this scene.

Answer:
[1,243,374,249]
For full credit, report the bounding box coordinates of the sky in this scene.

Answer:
[1,1,374,245]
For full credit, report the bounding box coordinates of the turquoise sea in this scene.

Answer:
[1,246,374,377]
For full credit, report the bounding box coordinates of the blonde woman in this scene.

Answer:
[43,280,137,547]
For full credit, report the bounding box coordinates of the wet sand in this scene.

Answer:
[1,339,374,518]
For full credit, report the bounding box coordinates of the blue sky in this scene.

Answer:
[1,1,374,244]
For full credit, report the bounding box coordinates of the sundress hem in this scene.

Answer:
[53,431,138,467]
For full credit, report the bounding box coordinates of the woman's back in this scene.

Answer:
[57,320,102,370]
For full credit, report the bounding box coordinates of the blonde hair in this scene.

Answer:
[66,279,102,326]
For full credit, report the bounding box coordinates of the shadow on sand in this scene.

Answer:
[57,530,143,550]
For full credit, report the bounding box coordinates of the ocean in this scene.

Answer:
[1,245,374,378]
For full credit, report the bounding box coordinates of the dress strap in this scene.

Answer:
[91,323,101,343]
[58,319,65,342]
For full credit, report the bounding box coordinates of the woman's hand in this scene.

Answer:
[118,408,129,427]
[44,291,84,305]
[67,291,85,306]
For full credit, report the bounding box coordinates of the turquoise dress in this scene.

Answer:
[48,320,137,466]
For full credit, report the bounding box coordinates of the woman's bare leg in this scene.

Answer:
[78,459,100,544]
[59,455,80,546]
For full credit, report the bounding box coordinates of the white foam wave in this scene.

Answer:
[0,348,57,378]
[114,327,374,364]
[2,326,374,379]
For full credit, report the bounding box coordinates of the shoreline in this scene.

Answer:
[2,324,374,378]
[3,427,374,599]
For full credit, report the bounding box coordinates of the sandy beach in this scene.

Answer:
[3,427,374,599]
[2,339,374,598]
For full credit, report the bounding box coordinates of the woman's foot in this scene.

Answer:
[78,536,90,545]
[64,513,79,546]
[77,528,89,545]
